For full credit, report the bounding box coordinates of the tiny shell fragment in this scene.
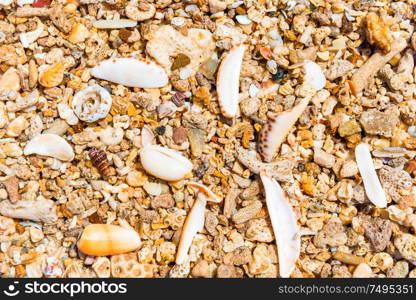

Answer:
[355,143,387,208]
[93,19,137,29]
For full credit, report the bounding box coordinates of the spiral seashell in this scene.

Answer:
[89,147,111,179]
[39,62,64,88]
[71,84,112,123]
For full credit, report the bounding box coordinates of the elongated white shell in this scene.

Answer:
[71,84,112,123]
[140,145,193,181]
[303,61,326,91]
[260,172,300,278]
[91,57,168,88]
[355,143,387,208]
[176,194,206,265]
[259,96,310,162]
[217,44,246,118]
[93,19,138,29]
[24,133,74,161]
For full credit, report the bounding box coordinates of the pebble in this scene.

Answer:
[143,182,162,196]
[338,119,361,137]
[359,108,399,138]
[172,127,188,144]
[29,226,44,243]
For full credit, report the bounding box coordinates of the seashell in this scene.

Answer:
[303,60,326,91]
[77,224,141,256]
[93,19,138,29]
[260,171,300,278]
[372,147,406,158]
[176,183,220,265]
[19,18,43,48]
[91,57,168,88]
[258,96,310,162]
[139,125,155,148]
[89,148,110,179]
[57,102,78,125]
[140,145,193,181]
[24,133,74,161]
[71,84,112,123]
[217,44,246,118]
[236,15,252,25]
[355,143,387,208]
[39,62,64,88]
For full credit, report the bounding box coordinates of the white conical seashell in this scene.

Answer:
[355,143,387,208]
[24,133,74,161]
[303,61,326,91]
[217,44,246,118]
[176,182,220,264]
[258,96,310,162]
[91,57,168,88]
[140,145,193,181]
[71,84,112,123]
[93,19,138,29]
[260,171,300,278]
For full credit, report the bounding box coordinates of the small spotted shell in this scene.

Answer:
[39,62,64,88]
[71,84,112,123]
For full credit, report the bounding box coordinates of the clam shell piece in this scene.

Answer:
[71,84,112,123]
[355,143,387,208]
[260,172,300,278]
[77,224,141,256]
[91,57,168,88]
[372,147,406,158]
[140,145,193,181]
[259,97,310,162]
[217,44,247,118]
[24,133,74,161]
[303,61,326,91]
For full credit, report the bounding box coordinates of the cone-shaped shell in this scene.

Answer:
[140,145,193,181]
[23,133,74,161]
[77,224,141,256]
[91,57,168,88]
[217,44,246,118]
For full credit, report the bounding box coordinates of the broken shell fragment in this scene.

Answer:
[260,172,300,278]
[19,18,44,48]
[93,19,138,29]
[258,96,310,162]
[217,44,246,118]
[77,224,141,256]
[39,62,64,88]
[140,145,193,181]
[91,57,168,88]
[71,84,112,123]
[355,143,387,208]
[24,133,75,161]
[303,61,326,91]
[176,182,218,265]
[372,147,406,158]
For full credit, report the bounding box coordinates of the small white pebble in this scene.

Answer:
[236,15,252,25]
[143,182,162,196]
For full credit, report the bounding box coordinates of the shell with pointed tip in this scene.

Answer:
[71,84,112,123]
[77,224,141,256]
[175,196,206,265]
[355,143,387,208]
[187,181,222,203]
[140,145,193,181]
[217,44,246,118]
[91,57,168,88]
[24,133,74,161]
[258,97,310,162]
[260,172,300,278]
[303,61,326,91]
